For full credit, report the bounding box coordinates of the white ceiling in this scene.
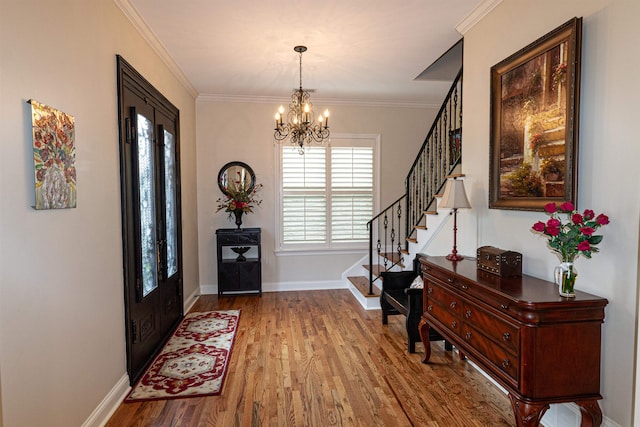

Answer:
[123,0,496,106]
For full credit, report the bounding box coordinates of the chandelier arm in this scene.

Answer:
[274,127,290,141]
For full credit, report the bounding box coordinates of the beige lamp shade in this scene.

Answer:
[439,178,471,209]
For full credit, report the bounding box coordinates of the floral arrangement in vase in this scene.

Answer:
[531,202,610,297]
[216,183,263,229]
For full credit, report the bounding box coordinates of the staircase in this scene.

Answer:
[345,68,463,309]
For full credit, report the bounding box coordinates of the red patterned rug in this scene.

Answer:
[125,310,240,401]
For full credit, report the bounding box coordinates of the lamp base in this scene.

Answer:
[446,253,464,262]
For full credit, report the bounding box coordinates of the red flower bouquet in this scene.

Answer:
[532,201,609,262]
[532,202,610,297]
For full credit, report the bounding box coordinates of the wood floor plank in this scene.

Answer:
[106,290,514,426]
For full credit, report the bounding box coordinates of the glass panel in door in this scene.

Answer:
[137,113,158,297]
[163,129,178,278]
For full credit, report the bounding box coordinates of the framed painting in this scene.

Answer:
[449,127,461,165]
[489,17,582,211]
[29,99,76,209]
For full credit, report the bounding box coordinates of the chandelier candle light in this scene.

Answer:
[439,175,471,261]
[274,46,330,153]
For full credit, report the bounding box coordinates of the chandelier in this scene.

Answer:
[274,46,330,153]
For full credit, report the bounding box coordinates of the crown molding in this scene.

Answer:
[113,0,198,98]
[196,93,440,109]
[455,0,503,35]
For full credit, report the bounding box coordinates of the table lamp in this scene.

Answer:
[439,175,471,261]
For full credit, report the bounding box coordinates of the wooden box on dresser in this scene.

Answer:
[418,256,608,427]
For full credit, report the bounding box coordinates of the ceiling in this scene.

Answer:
[124,0,493,106]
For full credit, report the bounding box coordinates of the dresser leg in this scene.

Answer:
[509,394,549,427]
[577,400,603,427]
[418,318,431,363]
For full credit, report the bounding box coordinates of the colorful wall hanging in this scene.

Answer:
[29,99,76,209]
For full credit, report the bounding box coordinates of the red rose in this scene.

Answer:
[580,227,595,236]
[547,218,561,228]
[596,214,610,225]
[577,240,591,251]
[544,203,557,213]
[559,202,574,212]
[546,226,560,236]
[572,213,583,225]
[583,209,595,220]
[532,222,546,232]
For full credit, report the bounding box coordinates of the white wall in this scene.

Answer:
[196,101,438,289]
[462,0,640,425]
[0,1,198,426]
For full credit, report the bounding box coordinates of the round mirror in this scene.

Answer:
[218,161,256,196]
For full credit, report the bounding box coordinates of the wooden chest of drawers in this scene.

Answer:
[419,256,608,427]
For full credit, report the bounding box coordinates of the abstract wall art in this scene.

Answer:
[29,99,76,209]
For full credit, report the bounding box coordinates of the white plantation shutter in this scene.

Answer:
[282,148,327,244]
[331,147,373,242]
[279,136,377,250]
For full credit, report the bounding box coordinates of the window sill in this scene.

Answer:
[274,248,367,257]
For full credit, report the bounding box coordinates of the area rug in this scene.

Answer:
[125,310,240,402]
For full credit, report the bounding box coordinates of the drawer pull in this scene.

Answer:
[500,304,509,310]
[502,358,511,368]
[503,332,511,342]
[450,301,457,309]
[450,321,457,328]
[447,278,454,284]
[427,287,433,294]
[461,284,469,290]
[465,310,472,319]
[465,331,472,340]
[427,305,433,311]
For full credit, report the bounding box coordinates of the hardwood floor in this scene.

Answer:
[106,290,514,426]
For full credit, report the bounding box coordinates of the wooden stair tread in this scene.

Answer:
[406,237,418,243]
[363,264,384,277]
[380,252,401,262]
[348,276,380,298]
[423,210,438,215]
[414,225,427,230]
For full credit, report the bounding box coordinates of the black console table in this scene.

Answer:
[216,227,262,296]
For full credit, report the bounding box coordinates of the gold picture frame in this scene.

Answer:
[489,17,582,211]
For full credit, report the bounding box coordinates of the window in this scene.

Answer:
[278,134,379,251]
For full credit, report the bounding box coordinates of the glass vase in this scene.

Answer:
[554,261,577,298]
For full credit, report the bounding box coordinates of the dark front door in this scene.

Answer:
[117,56,183,383]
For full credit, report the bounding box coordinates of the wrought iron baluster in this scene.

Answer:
[367,69,462,293]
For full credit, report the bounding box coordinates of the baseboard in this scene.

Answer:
[467,359,619,427]
[81,289,199,427]
[81,374,130,427]
[540,402,620,427]
[200,280,348,295]
[183,287,200,312]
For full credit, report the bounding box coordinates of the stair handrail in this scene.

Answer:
[405,68,463,242]
[365,67,463,295]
